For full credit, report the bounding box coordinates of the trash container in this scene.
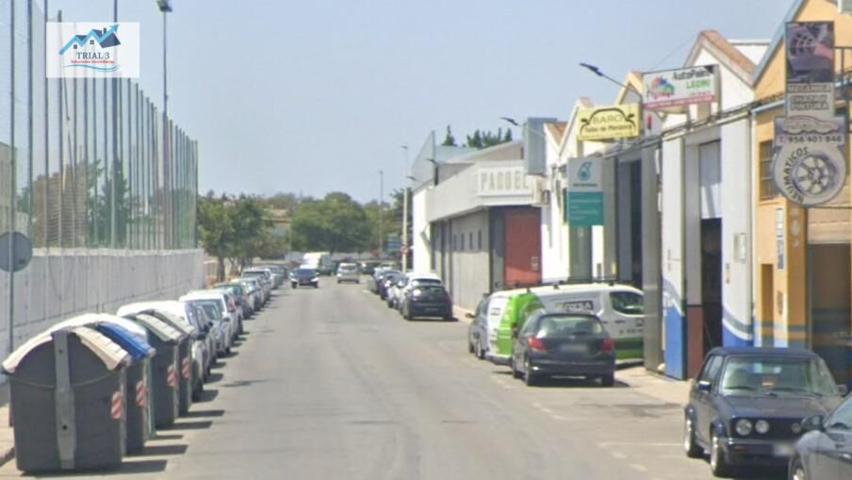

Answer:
[116,304,197,416]
[2,326,131,473]
[124,313,184,429]
[92,323,155,454]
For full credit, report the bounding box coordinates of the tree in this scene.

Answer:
[289,192,371,254]
[464,128,512,149]
[197,196,234,281]
[441,125,457,146]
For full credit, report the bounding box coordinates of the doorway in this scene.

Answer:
[701,218,723,356]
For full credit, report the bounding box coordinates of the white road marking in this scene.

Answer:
[610,451,627,459]
[629,464,648,472]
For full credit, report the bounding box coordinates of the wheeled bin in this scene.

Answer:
[124,313,184,428]
[2,327,131,473]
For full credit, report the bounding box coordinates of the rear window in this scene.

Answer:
[610,291,644,315]
[411,278,441,287]
[536,315,604,338]
[418,285,446,294]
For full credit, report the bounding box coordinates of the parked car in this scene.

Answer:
[265,265,288,287]
[243,267,274,300]
[180,290,240,352]
[215,282,251,320]
[377,270,402,300]
[336,262,360,284]
[510,311,615,387]
[400,282,453,321]
[182,297,229,357]
[790,393,852,480]
[360,260,381,276]
[238,277,264,311]
[290,267,320,288]
[467,296,491,359]
[390,273,442,311]
[683,347,845,477]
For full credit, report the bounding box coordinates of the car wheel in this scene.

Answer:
[683,415,703,458]
[600,373,615,387]
[511,357,522,379]
[292,284,297,289]
[524,357,538,387]
[709,431,733,478]
[403,305,412,321]
[789,456,806,480]
[468,339,475,354]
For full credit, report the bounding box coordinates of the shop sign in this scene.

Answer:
[577,104,640,141]
[477,166,530,197]
[642,65,718,111]
[785,22,835,119]
[565,157,603,226]
[772,115,847,207]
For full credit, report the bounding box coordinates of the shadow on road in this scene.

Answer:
[195,388,220,402]
[184,409,225,418]
[132,444,189,457]
[163,420,213,431]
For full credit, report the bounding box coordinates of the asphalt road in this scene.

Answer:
[0,279,786,479]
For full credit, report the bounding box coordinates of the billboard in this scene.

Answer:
[576,104,640,142]
[642,65,718,111]
[565,157,603,226]
[785,22,835,119]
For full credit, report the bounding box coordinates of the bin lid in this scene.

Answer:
[127,313,184,343]
[2,326,130,374]
[93,323,155,361]
[117,301,197,337]
[47,313,149,343]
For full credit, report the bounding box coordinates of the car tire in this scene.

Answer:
[600,373,615,387]
[476,341,485,360]
[403,305,412,321]
[709,431,733,478]
[789,456,806,480]
[524,357,538,387]
[468,340,475,354]
[683,415,703,458]
[511,358,522,378]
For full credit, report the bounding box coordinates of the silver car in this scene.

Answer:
[336,263,360,284]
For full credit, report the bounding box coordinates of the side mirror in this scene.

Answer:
[464,312,474,319]
[697,380,712,393]
[802,415,825,433]
[838,384,849,396]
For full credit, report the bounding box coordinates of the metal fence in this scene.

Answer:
[0,1,198,252]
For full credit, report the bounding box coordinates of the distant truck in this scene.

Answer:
[303,252,334,276]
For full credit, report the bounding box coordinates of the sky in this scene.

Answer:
[50,0,796,203]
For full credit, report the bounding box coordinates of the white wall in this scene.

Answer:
[661,137,686,325]
[0,249,205,360]
[412,187,431,272]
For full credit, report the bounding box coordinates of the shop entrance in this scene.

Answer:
[700,218,723,356]
[809,244,851,387]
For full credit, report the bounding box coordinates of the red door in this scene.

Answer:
[503,208,541,288]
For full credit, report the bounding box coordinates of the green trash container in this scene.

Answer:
[2,327,131,473]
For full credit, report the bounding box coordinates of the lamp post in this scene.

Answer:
[378,169,384,258]
[157,0,172,246]
[401,145,409,272]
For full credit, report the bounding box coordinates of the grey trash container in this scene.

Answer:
[124,313,183,428]
[137,309,195,415]
[2,327,131,473]
[47,314,157,454]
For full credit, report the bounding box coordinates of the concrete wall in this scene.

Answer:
[412,187,431,272]
[0,249,205,358]
[445,211,490,311]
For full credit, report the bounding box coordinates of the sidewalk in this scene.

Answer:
[618,366,690,406]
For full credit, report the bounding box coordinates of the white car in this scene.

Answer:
[336,263,360,283]
[180,290,239,354]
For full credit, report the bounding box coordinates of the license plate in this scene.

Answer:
[560,344,587,354]
[772,443,794,457]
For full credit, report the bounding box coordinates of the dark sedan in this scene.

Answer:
[400,283,452,321]
[789,394,852,480]
[683,347,844,477]
[377,270,401,300]
[290,268,319,288]
[510,311,615,387]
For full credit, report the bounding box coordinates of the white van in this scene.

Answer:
[533,284,645,359]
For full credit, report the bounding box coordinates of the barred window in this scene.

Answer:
[759,140,777,200]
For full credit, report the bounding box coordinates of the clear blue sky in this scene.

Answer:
[52,0,794,202]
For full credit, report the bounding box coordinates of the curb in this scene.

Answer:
[0,446,13,468]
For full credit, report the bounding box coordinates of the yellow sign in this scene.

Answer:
[577,104,641,141]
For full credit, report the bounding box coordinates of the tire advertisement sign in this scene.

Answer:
[642,65,718,112]
[772,115,847,207]
[785,22,835,119]
[576,104,640,142]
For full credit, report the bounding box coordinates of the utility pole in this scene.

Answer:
[378,170,384,258]
[401,146,409,272]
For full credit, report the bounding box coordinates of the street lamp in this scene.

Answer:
[579,62,643,98]
[157,0,172,246]
[401,145,409,272]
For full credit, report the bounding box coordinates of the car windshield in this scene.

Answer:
[339,265,357,272]
[610,291,644,315]
[190,300,223,320]
[719,356,839,397]
[536,315,604,338]
[296,269,317,276]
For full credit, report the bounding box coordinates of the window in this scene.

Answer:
[469,232,473,250]
[698,355,723,384]
[759,140,777,200]
[610,291,644,315]
[477,230,482,250]
[535,315,604,337]
[719,357,839,397]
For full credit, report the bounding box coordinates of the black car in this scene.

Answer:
[377,270,401,299]
[400,283,452,321]
[683,347,844,477]
[510,311,615,387]
[789,393,852,480]
[290,268,319,288]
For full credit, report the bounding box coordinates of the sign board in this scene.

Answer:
[565,157,604,226]
[0,232,33,273]
[772,115,847,206]
[785,22,835,119]
[642,65,718,111]
[477,166,530,197]
[576,104,640,141]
